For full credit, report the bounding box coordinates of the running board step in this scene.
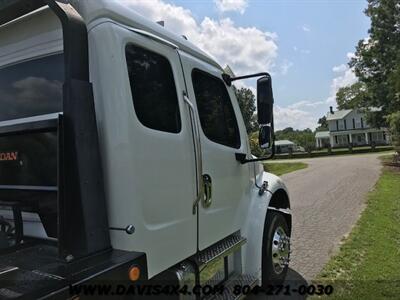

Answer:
[196,234,246,267]
[207,274,259,300]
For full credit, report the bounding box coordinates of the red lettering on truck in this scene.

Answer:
[0,152,18,161]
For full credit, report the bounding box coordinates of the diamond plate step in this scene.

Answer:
[207,274,259,300]
[197,234,246,267]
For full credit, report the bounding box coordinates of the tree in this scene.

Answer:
[275,127,315,150]
[388,58,400,105]
[234,86,256,134]
[334,0,400,142]
[281,127,294,134]
[348,0,400,127]
[336,82,371,110]
[249,131,268,157]
[249,126,318,156]
[316,116,328,131]
[387,112,400,151]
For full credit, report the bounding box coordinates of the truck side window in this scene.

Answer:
[126,44,181,133]
[192,69,240,149]
[0,54,64,122]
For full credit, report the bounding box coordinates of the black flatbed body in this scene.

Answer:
[0,242,146,299]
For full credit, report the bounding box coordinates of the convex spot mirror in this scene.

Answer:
[259,125,273,149]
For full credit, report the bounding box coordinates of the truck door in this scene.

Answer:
[89,23,199,276]
[178,51,251,250]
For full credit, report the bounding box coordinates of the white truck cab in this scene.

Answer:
[0,1,291,299]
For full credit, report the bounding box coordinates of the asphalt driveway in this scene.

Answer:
[281,153,383,281]
[250,153,384,299]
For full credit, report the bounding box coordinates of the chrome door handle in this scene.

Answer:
[202,174,212,208]
[183,92,204,214]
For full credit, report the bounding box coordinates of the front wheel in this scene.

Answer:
[262,211,291,286]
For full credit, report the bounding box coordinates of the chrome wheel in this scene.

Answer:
[271,226,290,274]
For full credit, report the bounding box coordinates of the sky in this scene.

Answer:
[121,0,371,130]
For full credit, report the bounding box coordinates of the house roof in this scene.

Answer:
[315,131,330,138]
[326,109,352,121]
[275,140,295,146]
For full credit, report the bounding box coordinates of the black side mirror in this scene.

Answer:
[257,76,274,125]
[231,72,276,163]
[257,76,274,150]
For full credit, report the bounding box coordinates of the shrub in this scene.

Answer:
[387,112,400,153]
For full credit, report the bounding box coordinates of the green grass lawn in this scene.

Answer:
[314,156,400,299]
[263,162,308,176]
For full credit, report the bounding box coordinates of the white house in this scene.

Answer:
[315,107,391,148]
[315,131,330,148]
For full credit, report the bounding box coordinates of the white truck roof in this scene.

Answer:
[72,0,223,71]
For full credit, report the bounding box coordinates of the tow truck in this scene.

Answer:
[0,1,291,299]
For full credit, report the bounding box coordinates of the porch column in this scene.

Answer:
[365,132,369,144]
[349,134,352,144]
[330,135,335,147]
[383,131,389,144]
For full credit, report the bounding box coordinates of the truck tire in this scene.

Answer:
[262,211,290,286]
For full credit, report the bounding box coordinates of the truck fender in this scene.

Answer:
[241,171,291,278]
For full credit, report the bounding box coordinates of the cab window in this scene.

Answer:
[192,69,240,148]
[126,44,181,133]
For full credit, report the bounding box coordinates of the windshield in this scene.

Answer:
[0,54,64,122]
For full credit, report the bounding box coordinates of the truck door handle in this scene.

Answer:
[183,92,204,214]
[202,174,212,208]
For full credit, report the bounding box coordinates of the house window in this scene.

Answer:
[337,135,348,145]
[336,120,339,131]
[344,119,347,130]
[371,132,383,141]
[338,120,345,131]
[361,118,364,128]
[355,118,361,128]
[192,69,241,149]
[352,118,355,129]
[125,44,181,133]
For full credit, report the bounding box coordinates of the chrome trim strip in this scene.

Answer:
[0,266,19,276]
[0,185,57,191]
[31,269,64,281]
[94,19,179,49]
[0,113,61,127]
[129,27,179,49]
